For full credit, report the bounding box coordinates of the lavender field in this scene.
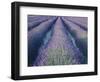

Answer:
[28,15,88,66]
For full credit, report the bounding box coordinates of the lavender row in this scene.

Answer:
[33,17,85,66]
[61,17,87,64]
[28,16,55,31]
[63,16,88,31]
[28,17,57,66]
